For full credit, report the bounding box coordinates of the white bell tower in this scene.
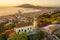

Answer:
[33,16,37,29]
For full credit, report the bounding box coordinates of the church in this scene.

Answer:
[14,16,37,34]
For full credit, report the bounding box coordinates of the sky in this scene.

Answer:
[0,0,60,7]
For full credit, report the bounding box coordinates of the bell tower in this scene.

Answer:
[33,16,37,29]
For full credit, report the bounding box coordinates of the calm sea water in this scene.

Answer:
[0,7,18,16]
[0,7,40,16]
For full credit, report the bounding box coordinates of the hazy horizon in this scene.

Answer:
[0,0,60,16]
[0,0,60,7]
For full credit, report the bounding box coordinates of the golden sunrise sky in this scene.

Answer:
[0,0,60,7]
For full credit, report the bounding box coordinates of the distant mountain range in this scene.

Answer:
[17,4,42,8]
[16,4,60,9]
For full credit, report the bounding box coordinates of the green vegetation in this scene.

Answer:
[37,9,60,27]
[0,33,7,40]
[0,21,8,33]
[36,28,46,40]
[37,13,60,22]
[53,29,60,39]
[4,24,15,30]
[28,34,38,40]
[7,32,28,40]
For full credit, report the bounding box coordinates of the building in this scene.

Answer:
[14,16,37,34]
[43,24,58,34]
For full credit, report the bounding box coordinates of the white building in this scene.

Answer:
[14,16,37,34]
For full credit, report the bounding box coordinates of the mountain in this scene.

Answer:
[17,4,41,8]
[16,4,60,9]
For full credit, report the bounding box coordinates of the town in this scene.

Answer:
[0,7,60,40]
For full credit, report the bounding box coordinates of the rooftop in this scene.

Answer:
[15,22,33,28]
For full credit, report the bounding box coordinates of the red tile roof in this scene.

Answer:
[15,22,33,28]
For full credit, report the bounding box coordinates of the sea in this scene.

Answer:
[0,7,41,16]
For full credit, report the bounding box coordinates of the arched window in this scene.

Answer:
[22,29,23,32]
[28,28,29,30]
[19,30,20,32]
[25,30,26,32]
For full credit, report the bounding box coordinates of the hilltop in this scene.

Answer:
[16,4,42,8]
[16,4,60,9]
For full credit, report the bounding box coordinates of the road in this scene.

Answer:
[41,24,60,40]
[47,24,60,40]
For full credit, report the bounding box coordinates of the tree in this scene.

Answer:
[4,24,15,30]
[28,34,38,40]
[0,21,8,33]
[7,32,17,40]
[7,32,28,40]
[0,21,8,27]
[0,33,7,40]
[19,33,28,40]
[36,27,46,40]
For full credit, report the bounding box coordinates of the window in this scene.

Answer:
[30,27,32,29]
[28,28,29,30]
[19,30,20,32]
[22,29,23,31]
[25,30,26,32]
